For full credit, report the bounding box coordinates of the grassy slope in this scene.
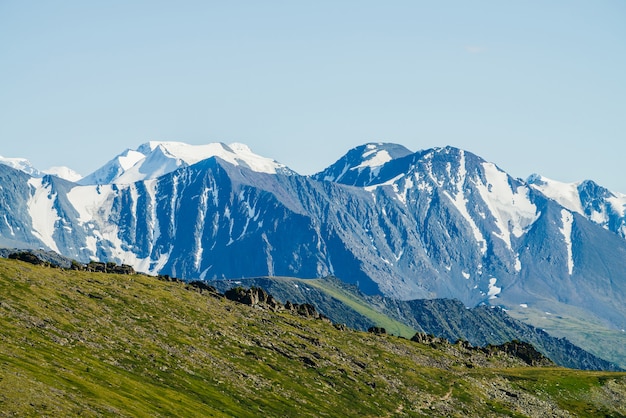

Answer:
[292,277,417,338]
[507,303,626,370]
[1,258,625,417]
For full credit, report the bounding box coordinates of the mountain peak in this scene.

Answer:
[0,155,42,177]
[79,141,293,185]
[313,142,412,185]
[43,166,83,182]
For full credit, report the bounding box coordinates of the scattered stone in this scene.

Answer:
[368,326,387,335]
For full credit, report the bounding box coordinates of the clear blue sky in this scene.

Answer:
[1,1,625,191]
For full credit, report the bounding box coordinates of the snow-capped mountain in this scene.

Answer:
[44,166,83,182]
[79,141,294,185]
[0,155,82,182]
[527,174,626,239]
[1,141,626,361]
[313,143,413,185]
[0,155,43,177]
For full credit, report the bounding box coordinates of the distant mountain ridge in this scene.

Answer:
[78,141,294,185]
[1,141,625,367]
[0,155,81,182]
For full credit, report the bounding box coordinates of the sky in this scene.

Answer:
[1,1,625,192]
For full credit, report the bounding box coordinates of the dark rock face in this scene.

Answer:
[368,326,387,335]
[9,251,47,266]
[481,340,553,367]
[78,261,136,274]
[411,332,554,367]
[411,332,448,346]
[224,286,328,320]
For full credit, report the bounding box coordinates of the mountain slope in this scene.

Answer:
[208,275,622,371]
[2,257,626,417]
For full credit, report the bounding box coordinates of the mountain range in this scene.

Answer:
[1,141,625,367]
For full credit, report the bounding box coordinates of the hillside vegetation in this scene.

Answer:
[209,276,622,371]
[1,258,625,417]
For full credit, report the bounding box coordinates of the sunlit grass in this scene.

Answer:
[1,258,625,417]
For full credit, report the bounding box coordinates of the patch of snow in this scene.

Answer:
[193,187,210,269]
[476,162,538,251]
[462,271,470,279]
[3,214,15,236]
[608,193,626,218]
[26,178,60,253]
[529,175,584,214]
[397,176,413,204]
[66,184,115,224]
[560,209,574,275]
[118,149,146,171]
[364,174,404,192]
[354,148,392,170]
[487,277,501,299]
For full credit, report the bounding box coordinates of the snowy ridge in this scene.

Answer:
[80,141,293,185]
[0,154,82,182]
[313,143,412,185]
[0,155,43,177]
[528,175,584,214]
[44,166,83,182]
[528,174,626,239]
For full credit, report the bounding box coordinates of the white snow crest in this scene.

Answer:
[0,155,42,177]
[118,149,146,171]
[560,209,574,275]
[43,166,83,182]
[529,175,584,214]
[83,141,291,185]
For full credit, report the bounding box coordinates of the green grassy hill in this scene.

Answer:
[1,258,625,417]
[209,276,622,371]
